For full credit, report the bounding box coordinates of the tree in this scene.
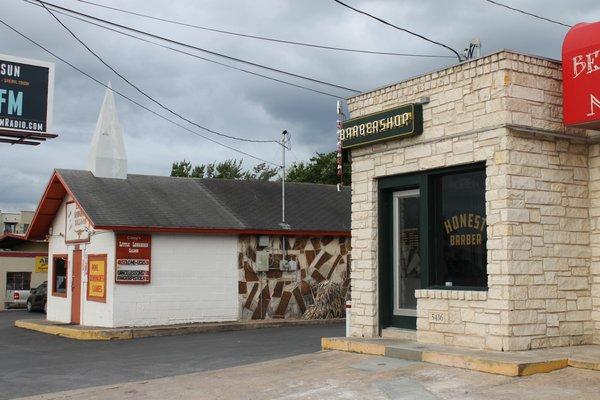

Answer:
[170,158,278,180]
[286,151,351,185]
[169,151,349,184]
[171,160,192,177]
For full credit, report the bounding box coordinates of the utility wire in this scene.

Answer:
[483,0,572,28]
[36,0,278,144]
[73,0,454,59]
[332,0,463,62]
[28,0,361,93]
[0,17,279,166]
[24,0,345,99]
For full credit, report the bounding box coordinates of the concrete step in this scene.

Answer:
[322,337,600,377]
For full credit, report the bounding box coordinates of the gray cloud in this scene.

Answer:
[1,0,599,211]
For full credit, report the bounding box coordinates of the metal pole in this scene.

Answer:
[281,130,286,224]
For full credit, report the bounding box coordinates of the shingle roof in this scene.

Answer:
[56,169,350,233]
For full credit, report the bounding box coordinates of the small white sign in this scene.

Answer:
[65,201,90,243]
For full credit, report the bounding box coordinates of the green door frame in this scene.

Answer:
[377,162,487,332]
[378,173,430,330]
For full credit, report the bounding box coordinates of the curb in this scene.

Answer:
[322,337,573,377]
[15,318,344,341]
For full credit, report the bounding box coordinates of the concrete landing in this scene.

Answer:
[15,318,343,340]
[322,337,600,377]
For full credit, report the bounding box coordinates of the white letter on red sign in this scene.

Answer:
[573,55,586,78]
[587,94,600,117]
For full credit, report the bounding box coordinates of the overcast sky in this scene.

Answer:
[1,0,599,212]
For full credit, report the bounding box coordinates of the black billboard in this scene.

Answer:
[0,55,53,134]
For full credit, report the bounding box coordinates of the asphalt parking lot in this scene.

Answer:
[0,310,343,400]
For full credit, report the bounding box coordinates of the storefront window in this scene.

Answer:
[6,272,31,290]
[432,169,487,288]
[52,255,67,296]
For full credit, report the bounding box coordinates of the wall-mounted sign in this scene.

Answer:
[443,213,486,247]
[87,255,106,302]
[65,201,90,243]
[34,256,48,272]
[562,21,600,129]
[338,103,423,149]
[115,234,151,284]
[0,53,54,135]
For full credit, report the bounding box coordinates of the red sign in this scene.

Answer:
[562,21,600,129]
[115,234,151,284]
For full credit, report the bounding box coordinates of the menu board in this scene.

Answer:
[115,234,151,284]
[87,256,106,301]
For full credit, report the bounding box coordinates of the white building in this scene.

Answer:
[24,87,350,327]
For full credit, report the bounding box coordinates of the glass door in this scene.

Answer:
[391,189,421,326]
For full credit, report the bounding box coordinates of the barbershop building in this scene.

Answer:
[344,44,600,350]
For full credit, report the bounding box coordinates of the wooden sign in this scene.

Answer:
[115,234,151,284]
[87,255,106,302]
[65,201,90,243]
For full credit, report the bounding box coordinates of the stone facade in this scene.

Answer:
[238,235,351,320]
[348,50,599,351]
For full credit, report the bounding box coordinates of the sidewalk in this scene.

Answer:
[16,351,600,400]
[322,336,600,377]
[15,317,343,340]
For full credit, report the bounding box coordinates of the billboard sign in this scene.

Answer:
[0,53,55,137]
[115,234,151,284]
[562,21,600,129]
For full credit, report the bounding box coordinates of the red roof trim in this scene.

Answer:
[0,251,47,258]
[97,225,351,237]
[0,233,27,242]
[25,171,94,240]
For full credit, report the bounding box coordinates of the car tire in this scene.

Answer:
[27,300,33,312]
[43,301,47,314]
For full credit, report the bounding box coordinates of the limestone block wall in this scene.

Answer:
[238,235,351,320]
[347,50,594,351]
[590,144,600,344]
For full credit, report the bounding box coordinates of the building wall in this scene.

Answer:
[348,50,592,350]
[113,234,239,327]
[47,198,115,326]
[238,235,351,320]
[0,255,46,310]
[590,144,600,345]
[47,197,239,327]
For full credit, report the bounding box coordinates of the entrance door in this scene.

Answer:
[390,189,421,328]
[71,250,82,324]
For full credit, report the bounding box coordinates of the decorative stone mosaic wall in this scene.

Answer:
[238,235,351,320]
[347,50,595,351]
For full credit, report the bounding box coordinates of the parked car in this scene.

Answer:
[27,281,47,313]
[5,289,30,309]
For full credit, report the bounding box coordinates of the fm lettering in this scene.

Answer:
[0,89,23,116]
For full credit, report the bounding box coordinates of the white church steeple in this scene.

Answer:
[87,83,127,179]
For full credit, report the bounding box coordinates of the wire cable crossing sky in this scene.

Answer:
[72,0,455,59]
[26,0,362,94]
[0,17,280,167]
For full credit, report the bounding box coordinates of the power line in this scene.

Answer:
[73,0,455,59]
[0,17,279,167]
[483,0,572,28]
[331,0,463,62]
[28,0,362,93]
[36,0,278,144]
[24,0,345,99]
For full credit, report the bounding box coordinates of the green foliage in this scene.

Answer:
[286,151,351,185]
[170,151,349,184]
[170,158,279,181]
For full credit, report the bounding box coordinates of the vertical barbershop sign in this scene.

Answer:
[562,21,600,129]
[115,234,151,284]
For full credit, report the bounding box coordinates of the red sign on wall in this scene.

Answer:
[562,21,600,129]
[115,234,151,284]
